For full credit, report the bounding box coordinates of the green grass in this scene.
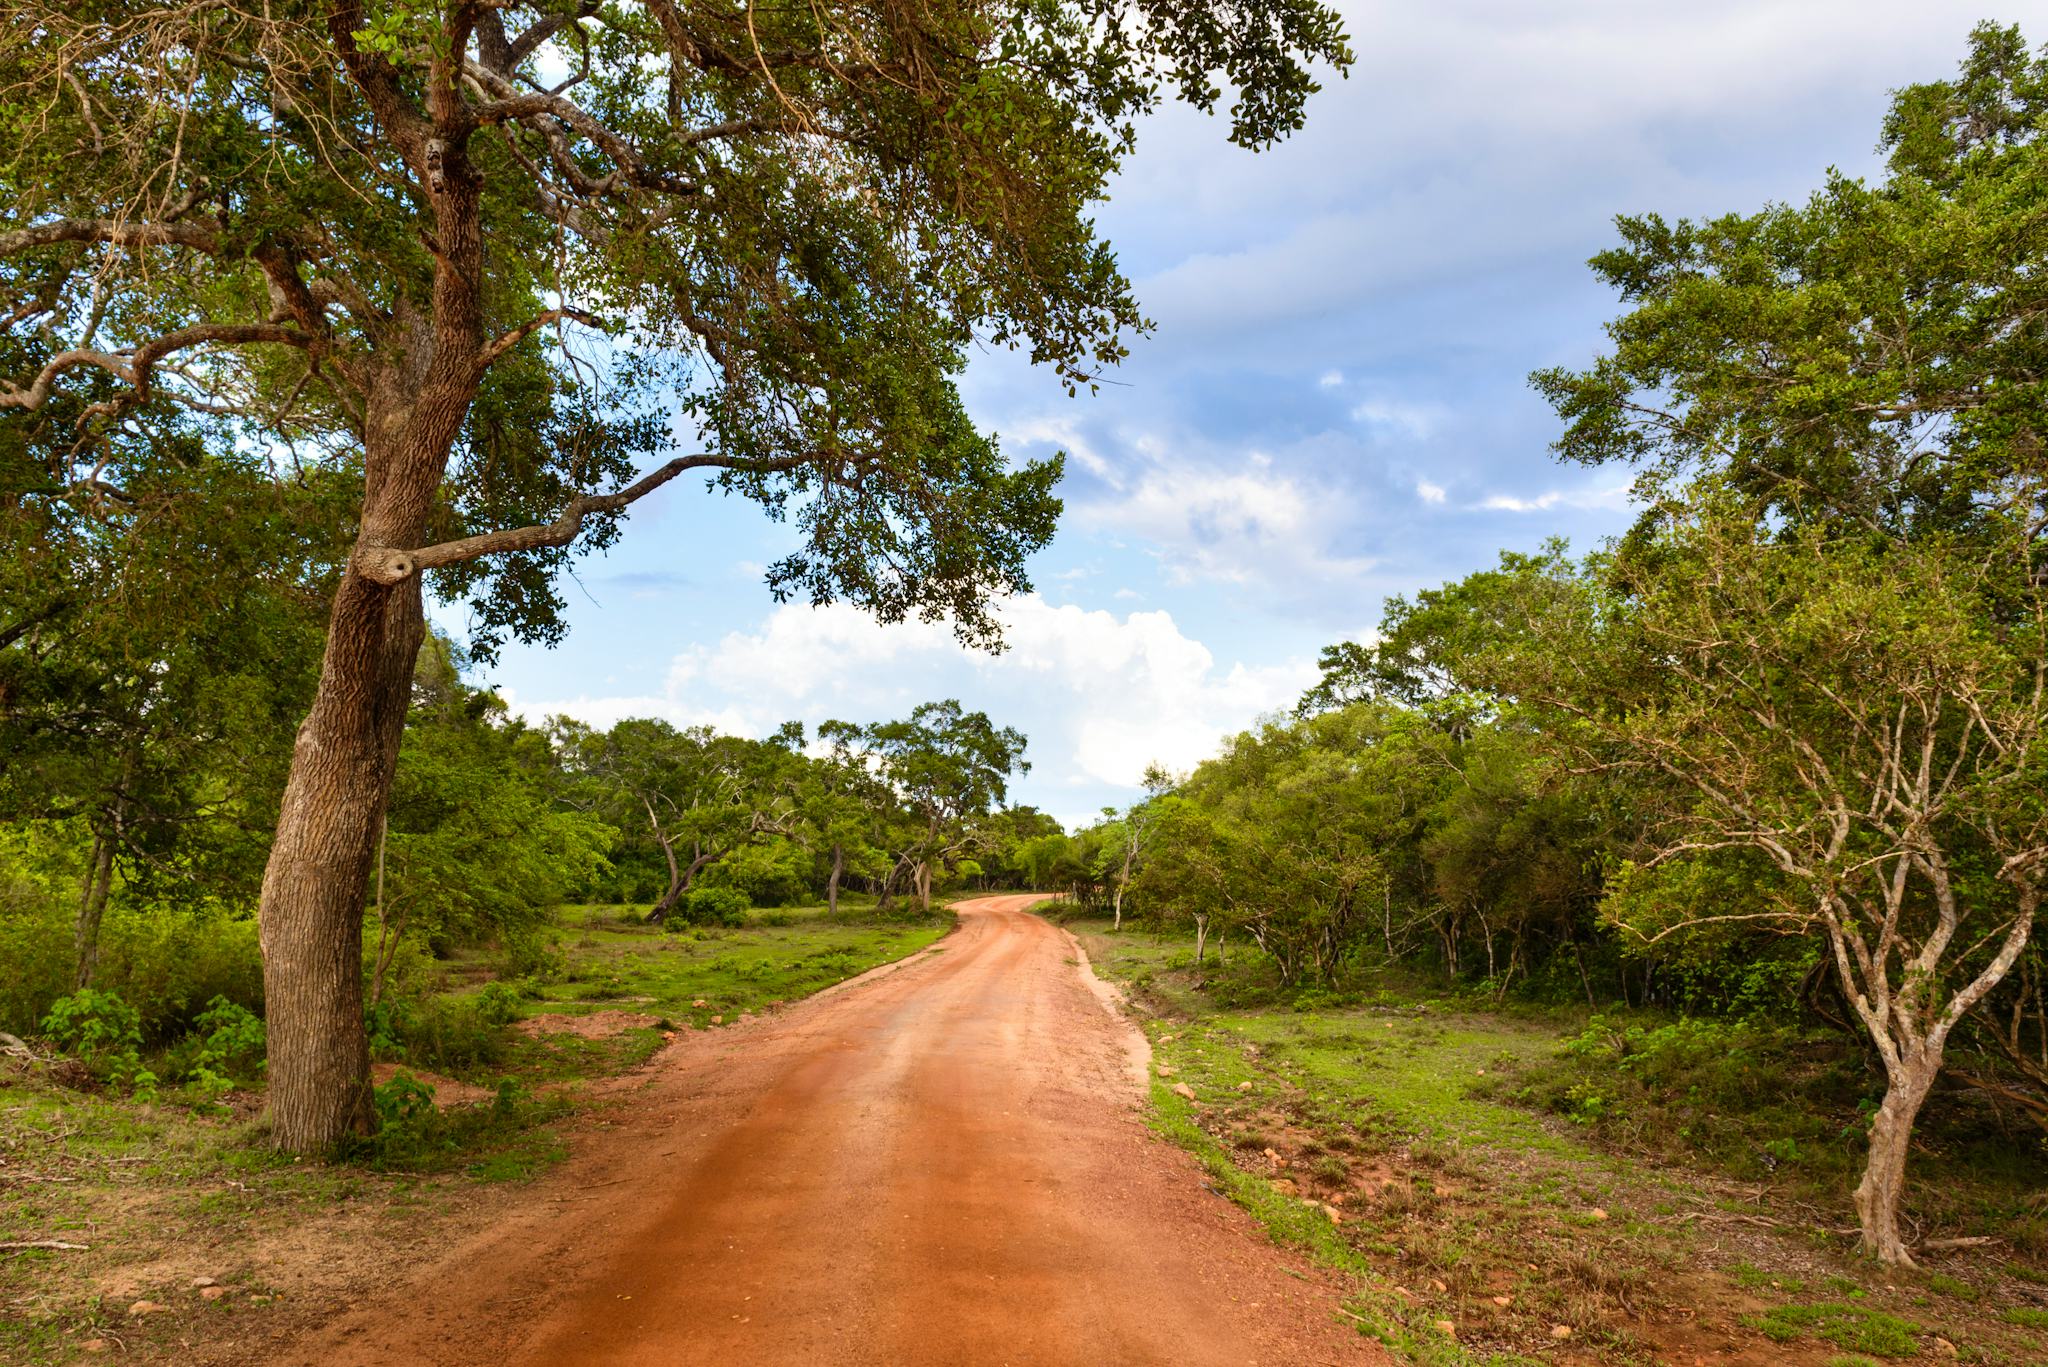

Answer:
[2004,1306,2048,1328]
[1742,1302,1922,1357]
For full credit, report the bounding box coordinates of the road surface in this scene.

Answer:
[288,895,1376,1366]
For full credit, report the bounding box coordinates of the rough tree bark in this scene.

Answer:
[827,843,845,915]
[256,35,489,1145]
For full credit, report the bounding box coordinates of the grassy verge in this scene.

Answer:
[1,897,950,1364]
[1078,919,2048,1366]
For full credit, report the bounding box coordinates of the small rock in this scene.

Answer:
[1321,1203,1342,1225]
[1236,1080,1253,1091]
[692,999,706,1008]
[1156,1065,1176,1077]
[1429,1278,1448,1294]
[1550,1324,1574,1340]
[661,1030,676,1041]
[81,1341,108,1354]
[1262,1147,1287,1167]
[200,1286,229,1302]
[710,1015,724,1025]
[1171,1082,1196,1101]
[1491,1295,1513,1307]
[1474,1068,1485,1075]
[128,1300,169,1317]
[1432,1320,1457,1339]
[1589,1207,1609,1221]
[1159,1033,1176,1042]
[191,1276,218,1289]
[1933,1338,1959,1359]
[1270,1178,1299,1197]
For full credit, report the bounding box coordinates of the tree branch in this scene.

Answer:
[353,451,818,583]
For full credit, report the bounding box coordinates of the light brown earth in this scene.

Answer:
[280,894,1379,1367]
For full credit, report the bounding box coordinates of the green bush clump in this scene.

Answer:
[1512,1011,1867,1180]
[166,995,267,1109]
[670,886,749,927]
[366,983,522,1076]
[41,988,157,1099]
[351,1071,568,1173]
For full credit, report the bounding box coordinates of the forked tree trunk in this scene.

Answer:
[259,570,426,1151]
[1855,1052,1939,1265]
[827,843,844,915]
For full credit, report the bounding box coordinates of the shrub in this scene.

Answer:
[366,989,514,1075]
[41,989,157,1099]
[671,886,749,928]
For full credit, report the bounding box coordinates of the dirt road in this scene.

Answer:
[288,895,1377,1366]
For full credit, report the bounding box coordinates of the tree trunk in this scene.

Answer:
[1194,914,1208,965]
[827,843,844,915]
[915,860,933,913]
[72,825,115,990]
[258,568,426,1151]
[1855,1054,1939,1265]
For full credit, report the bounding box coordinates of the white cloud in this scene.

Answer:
[1076,456,1374,589]
[511,595,1315,798]
[1318,369,1345,388]
[1417,479,1447,505]
[1349,398,1440,440]
[1477,482,1631,514]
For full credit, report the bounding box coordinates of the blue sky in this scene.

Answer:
[468,2,2016,830]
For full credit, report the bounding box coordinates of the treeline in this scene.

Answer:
[1,591,1050,1040]
[1047,27,2048,1268]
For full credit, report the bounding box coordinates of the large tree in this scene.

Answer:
[1,0,1348,1147]
[1509,23,2048,1263]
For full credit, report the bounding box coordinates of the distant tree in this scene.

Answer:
[864,701,1029,912]
[556,718,796,923]
[1,0,1348,1147]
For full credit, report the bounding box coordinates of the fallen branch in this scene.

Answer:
[0,1240,90,1252]
[1918,1235,2003,1253]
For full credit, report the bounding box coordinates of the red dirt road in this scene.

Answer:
[287,896,1379,1366]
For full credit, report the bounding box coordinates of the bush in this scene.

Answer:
[366,988,515,1075]
[166,995,267,1108]
[95,900,263,1042]
[670,885,750,927]
[350,1071,568,1172]
[41,989,157,1099]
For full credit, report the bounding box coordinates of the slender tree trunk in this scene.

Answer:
[916,860,933,913]
[258,568,426,1150]
[1194,914,1208,966]
[73,825,115,990]
[1855,1054,1939,1265]
[827,843,844,915]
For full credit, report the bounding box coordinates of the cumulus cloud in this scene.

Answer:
[510,595,1315,805]
[1076,456,1375,588]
